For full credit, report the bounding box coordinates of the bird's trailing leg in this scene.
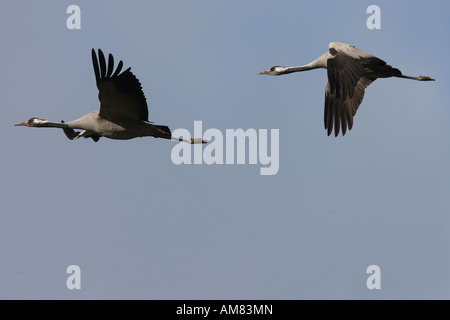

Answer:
[395,74,435,81]
[171,137,207,144]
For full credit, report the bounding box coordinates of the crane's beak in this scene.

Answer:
[257,70,269,75]
[14,121,29,126]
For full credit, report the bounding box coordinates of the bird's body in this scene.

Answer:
[15,49,205,144]
[258,42,434,136]
[62,111,170,140]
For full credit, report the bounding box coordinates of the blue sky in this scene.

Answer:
[0,1,449,299]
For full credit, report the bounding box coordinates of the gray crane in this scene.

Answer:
[15,49,205,144]
[257,42,434,137]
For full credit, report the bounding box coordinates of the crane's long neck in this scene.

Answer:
[280,52,329,75]
[34,120,70,128]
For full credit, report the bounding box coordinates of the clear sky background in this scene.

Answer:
[0,1,449,299]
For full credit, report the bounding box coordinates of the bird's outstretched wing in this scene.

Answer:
[324,77,374,136]
[324,42,395,136]
[91,49,149,122]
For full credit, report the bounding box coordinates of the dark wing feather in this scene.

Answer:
[112,60,123,77]
[324,77,374,136]
[98,50,107,79]
[92,50,101,83]
[106,54,114,78]
[91,49,149,122]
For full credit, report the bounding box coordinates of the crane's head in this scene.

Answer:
[14,117,46,127]
[257,66,287,76]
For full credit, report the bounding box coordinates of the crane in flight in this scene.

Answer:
[257,42,434,137]
[15,49,206,144]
